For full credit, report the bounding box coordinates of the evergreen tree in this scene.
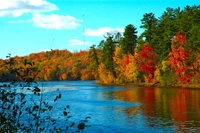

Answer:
[185,24,200,68]
[186,24,200,53]
[113,32,122,45]
[177,5,200,35]
[101,33,116,77]
[121,24,137,55]
[97,40,105,50]
[89,45,99,74]
[151,8,180,61]
[140,13,158,43]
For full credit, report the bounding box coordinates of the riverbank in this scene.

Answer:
[94,80,200,89]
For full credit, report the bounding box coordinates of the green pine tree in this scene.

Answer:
[121,24,137,55]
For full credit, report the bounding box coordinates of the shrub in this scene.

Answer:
[0,55,90,133]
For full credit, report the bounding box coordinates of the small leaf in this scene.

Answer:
[85,116,91,119]
[46,117,50,120]
[19,111,22,115]
[33,105,39,110]
[58,94,62,99]
[13,111,17,117]
[33,87,40,92]
[17,123,20,127]
[54,97,58,102]
[70,122,75,127]
[48,106,53,110]
[63,111,68,116]
[77,123,85,130]
[66,126,69,130]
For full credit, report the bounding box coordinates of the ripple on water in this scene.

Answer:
[174,120,200,132]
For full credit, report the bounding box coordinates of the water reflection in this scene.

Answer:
[103,87,200,132]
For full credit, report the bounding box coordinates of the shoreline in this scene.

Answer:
[94,80,200,89]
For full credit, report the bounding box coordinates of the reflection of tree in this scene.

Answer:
[169,88,200,132]
[114,89,139,102]
[102,89,141,121]
[103,87,200,132]
[140,88,156,117]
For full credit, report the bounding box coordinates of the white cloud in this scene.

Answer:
[8,19,32,23]
[8,13,81,30]
[116,28,125,33]
[84,27,124,36]
[68,39,92,46]
[0,0,58,17]
[40,49,51,52]
[32,14,81,30]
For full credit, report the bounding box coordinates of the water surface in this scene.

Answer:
[36,81,200,132]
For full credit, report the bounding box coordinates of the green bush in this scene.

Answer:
[160,70,177,86]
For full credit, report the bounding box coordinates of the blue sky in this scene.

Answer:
[0,0,199,59]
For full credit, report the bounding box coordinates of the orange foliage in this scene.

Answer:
[115,52,138,83]
[0,49,94,81]
[169,33,195,84]
[98,63,115,84]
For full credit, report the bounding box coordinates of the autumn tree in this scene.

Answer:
[168,32,198,84]
[136,44,158,82]
[114,47,138,84]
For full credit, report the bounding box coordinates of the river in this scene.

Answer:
[27,80,200,132]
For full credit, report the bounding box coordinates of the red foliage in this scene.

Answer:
[136,45,158,82]
[139,45,155,60]
[172,33,186,47]
[169,47,190,67]
[179,74,193,84]
[169,33,194,84]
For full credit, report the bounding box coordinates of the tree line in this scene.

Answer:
[0,5,200,87]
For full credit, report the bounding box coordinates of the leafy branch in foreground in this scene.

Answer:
[0,55,90,133]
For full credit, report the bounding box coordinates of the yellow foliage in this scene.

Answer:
[154,67,160,83]
[61,73,67,80]
[114,46,121,57]
[143,75,148,83]
[113,46,121,64]
[161,60,170,72]
[43,67,57,81]
[114,52,138,83]
[80,69,95,80]
[124,55,138,83]
[98,63,115,84]
[194,56,200,73]
[106,72,115,84]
